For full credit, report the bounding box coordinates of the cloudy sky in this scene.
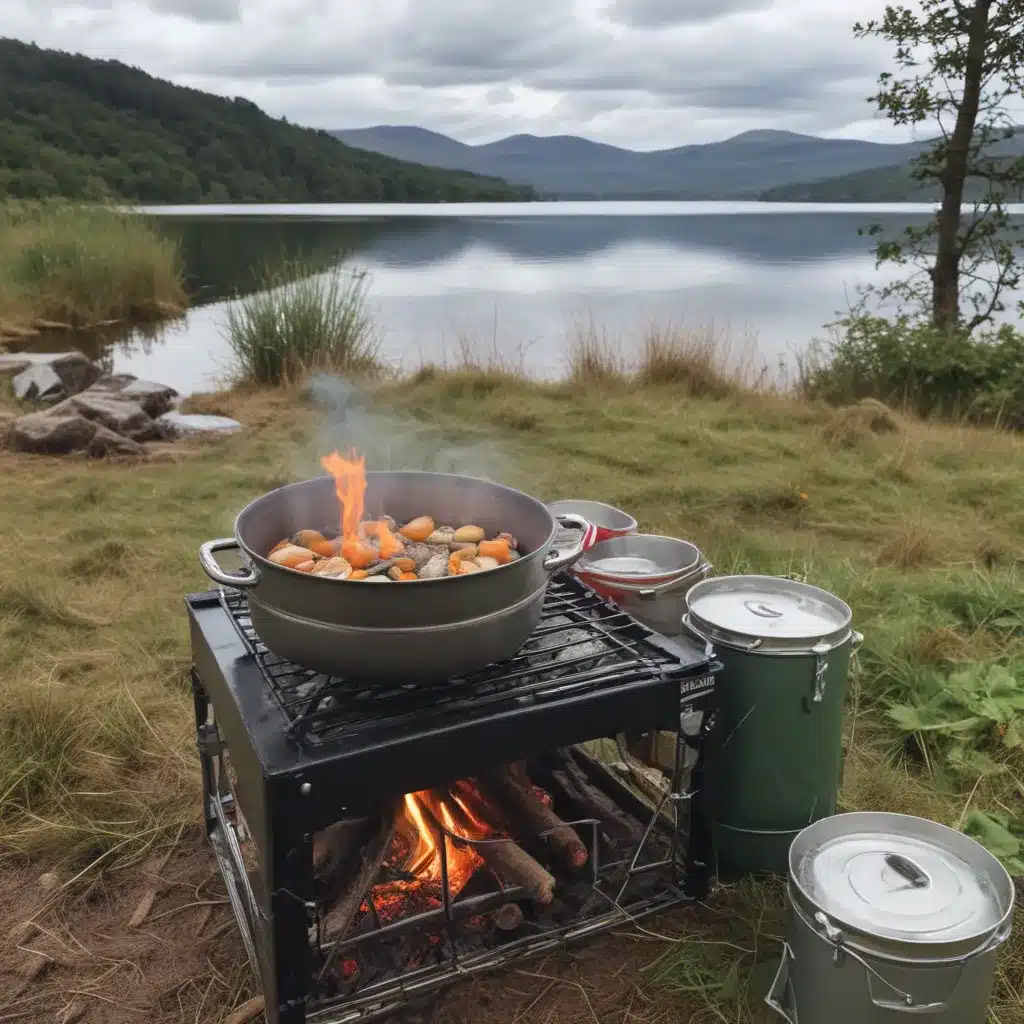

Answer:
[1,0,938,148]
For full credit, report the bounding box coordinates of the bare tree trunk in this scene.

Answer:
[932,0,992,330]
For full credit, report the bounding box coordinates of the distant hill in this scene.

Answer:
[333,125,934,199]
[0,38,534,203]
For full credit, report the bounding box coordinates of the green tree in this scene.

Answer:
[855,0,1024,330]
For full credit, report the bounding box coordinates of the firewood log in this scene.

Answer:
[481,768,588,870]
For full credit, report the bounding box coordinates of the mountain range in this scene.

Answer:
[333,125,1024,201]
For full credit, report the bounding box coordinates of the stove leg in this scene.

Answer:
[683,708,715,900]
[192,671,218,838]
[262,782,315,1024]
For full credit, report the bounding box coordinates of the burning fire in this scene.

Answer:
[320,449,404,565]
[401,791,490,899]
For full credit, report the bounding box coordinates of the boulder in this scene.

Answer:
[88,424,144,458]
[81,373,138,397]
[12,363,66,403]
[10,411,97,454]
[0,351,99,395]
[51,392,164,441]
[158,411,242,435]
[119,378,178,417]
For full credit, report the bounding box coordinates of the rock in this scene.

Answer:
[78,374,178,417]
[120,378,178,417]
[88,424,144,458]
[10,411,97,454]
[418,554,448,579]
[40,352,100,395]
[82,373,138,397]
[56,392,163,441]
[0,351,99,395]
[158,411,242,435]
[11,363,65,403]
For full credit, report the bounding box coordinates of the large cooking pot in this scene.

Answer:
[198,471,590,682]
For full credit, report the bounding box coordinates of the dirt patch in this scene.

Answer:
[0,837,735,1024]
[0,841,255,1024]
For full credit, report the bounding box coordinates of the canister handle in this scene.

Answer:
[812,910,1011,1014]
[764,942,799,1022]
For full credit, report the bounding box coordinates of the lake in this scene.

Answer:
[27,201,971,395]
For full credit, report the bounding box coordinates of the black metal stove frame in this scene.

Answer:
[188,576,718,1024]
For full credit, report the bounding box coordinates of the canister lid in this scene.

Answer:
[792,813,1011,947]
[684,575,851,654]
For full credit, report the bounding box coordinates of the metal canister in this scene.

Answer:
[767,812,1014,1023]
[681,575,861,875]
[573,534,712,635]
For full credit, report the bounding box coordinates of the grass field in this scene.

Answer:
[0,365,1021,1022]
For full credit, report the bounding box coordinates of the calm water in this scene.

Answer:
[32,201,989,395]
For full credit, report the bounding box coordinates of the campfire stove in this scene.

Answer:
[188,575,718,1024]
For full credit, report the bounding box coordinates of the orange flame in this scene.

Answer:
[320,450,405,566]
[321,449,366,543]
[402,791,487,899]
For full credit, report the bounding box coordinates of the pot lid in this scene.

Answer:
[684,575,851,653]
[793,814,1009,945]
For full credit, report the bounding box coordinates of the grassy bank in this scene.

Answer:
[0,363,1022,1021]
[0,201,186,336]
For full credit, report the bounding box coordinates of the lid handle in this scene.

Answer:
[745,599,784,618]
[884,853,929,889]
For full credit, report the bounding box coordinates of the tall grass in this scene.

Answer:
[565,317,769,394]
[0,200,186,330]
[224,260,378,386]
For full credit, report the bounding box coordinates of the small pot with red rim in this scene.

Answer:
[546,500,638,550]
[573,534,712,635]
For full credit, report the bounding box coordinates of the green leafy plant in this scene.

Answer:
[963,809,1024,874]
[887,662,1024,779]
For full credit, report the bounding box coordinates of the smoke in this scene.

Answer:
[300,373,517,484]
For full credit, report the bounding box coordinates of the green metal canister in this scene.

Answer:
[682,576,862,877]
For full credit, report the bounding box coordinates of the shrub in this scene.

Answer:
[800,314,1024,428]
[224,260,378,386]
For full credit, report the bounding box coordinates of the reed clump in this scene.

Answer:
[224,260,378,386]
[0,200,186,332]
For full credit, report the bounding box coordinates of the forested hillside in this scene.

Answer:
[0,39,533,204]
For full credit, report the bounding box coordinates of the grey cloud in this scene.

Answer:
[0,0,896,148]
[146,0,241,22]
[605,0,775,27]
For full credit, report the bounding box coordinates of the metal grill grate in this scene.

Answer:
[219,576,701,748]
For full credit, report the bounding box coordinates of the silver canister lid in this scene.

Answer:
[684,575,852,654]
[791,813,1013,949]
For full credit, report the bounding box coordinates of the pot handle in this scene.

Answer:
[636,561,713,598]
[813,910,1011,1014]
[681,613,763,651]
[764,943,799,1022]
[199,538,261,589]
[543,513,591,574]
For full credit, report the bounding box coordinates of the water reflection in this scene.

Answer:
[12,206,953,394]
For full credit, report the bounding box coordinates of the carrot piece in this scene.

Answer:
[349,569,369,580]
[478,539,512,564]
[397,572,419,581]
